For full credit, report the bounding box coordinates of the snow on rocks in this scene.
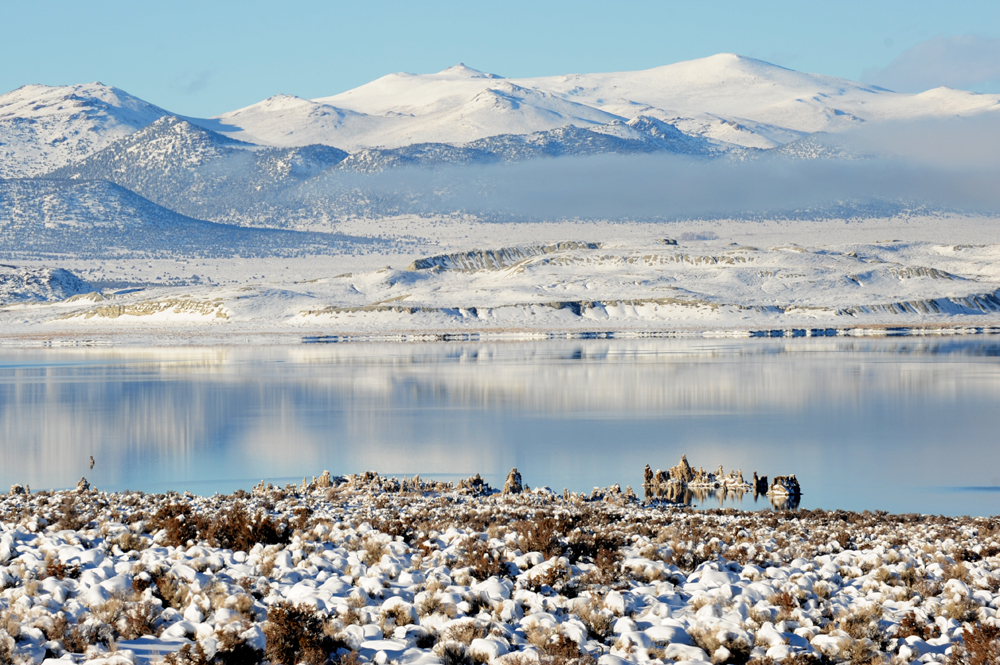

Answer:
[0,472,998,664]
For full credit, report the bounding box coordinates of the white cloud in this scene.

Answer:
[863,34,1000,93]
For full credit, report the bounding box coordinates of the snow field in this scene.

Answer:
[3,218,1000,342]
[1,472,999,664]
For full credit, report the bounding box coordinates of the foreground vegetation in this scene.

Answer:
[0,472,998,664]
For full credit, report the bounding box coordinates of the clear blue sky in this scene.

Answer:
[2,0,999,117]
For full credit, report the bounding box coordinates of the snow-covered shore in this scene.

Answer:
[1,472,998,665]
[3,214,1000,346]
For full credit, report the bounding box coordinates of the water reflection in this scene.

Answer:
[0,337,998,515]
[641,483,801,511]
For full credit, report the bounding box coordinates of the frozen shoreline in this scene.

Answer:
[1,471,998,665]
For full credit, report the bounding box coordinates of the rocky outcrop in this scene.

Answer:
[503,468,523,494]
[768,475,801,496]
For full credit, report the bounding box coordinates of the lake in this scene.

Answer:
[1,337,998,516]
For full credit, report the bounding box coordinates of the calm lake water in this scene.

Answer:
[1,337,999,516]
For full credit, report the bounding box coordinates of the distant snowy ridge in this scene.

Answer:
[211,54,1000,151]
[338,117,716,173]
[0,82,169,178]
[4,54,999,182]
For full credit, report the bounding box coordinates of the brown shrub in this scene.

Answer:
[55,496,90,531]
[949,622,1000,665]
[460,537,507,582]
[263,601,341,665]
[897,612,940,641]
[513,514,563,558]
[152,573,191,611]
[43,554,81,580]
[120,600,160,640]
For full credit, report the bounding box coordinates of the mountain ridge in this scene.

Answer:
[4,54,998,179]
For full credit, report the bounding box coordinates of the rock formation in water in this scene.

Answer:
[643,455,797,508]
[768,475,801,496]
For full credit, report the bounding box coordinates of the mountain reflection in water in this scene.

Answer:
[0,337,998,515]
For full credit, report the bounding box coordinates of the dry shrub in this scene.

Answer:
[152,573,191,611]
[748,656,824,665]
[943,596,981,623]
[42,554,81,580]
[291,506,312,532]
[361,537,385,566]
[112,531,149,553]
[149,502,200,546]
[120,599,160,640]
[513,515,563,559]
[944,560,971,584]
[443,620,487,645]
[525,560,571,594]
[897,611,940,640]
[844,637,883,665]
[0,630,13,665]
[836,604,888,653]
[688,622,752,664]
[61,622,100,653]
[263,601,341,665]
[435,641,471,665]
[213,621,266,665]
[92,592,127,626]
[203,503,289,552]
[534,632,595,665]
[949,622,1000,665]
[332,652,362,665]
[577,601,614,642]
[55,496,90,531]
[165,643,210,665]
[770,590,798,620]
[460,537,507,581]
[150,501,288,551]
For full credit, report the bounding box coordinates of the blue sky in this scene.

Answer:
[2,0,999,117]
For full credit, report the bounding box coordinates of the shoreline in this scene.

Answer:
[2,321,1000,348]
[1,471,998,664]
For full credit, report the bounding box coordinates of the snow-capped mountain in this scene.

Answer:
[207,55,1000,151]
[0,82,169,178]
[5,55,999,181]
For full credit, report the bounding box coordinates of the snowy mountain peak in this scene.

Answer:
[0,82,170,178]
[0,82,166,122]
[439,63,502,79]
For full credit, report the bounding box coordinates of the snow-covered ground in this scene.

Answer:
[1,215,999,345]
[1,471,998,664]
